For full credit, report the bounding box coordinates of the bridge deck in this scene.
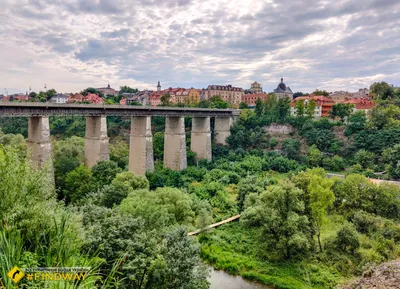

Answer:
[0,103,240,117]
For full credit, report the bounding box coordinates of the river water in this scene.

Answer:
[209,267,273,289]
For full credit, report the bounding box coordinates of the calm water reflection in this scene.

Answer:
[209,267,273,289]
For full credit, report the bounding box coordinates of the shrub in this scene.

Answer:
[334,223,360,254]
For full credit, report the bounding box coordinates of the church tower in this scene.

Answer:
[157,81,161,91]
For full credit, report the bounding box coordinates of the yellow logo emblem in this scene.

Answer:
[7,266,25,284]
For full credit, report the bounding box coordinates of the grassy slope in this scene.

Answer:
[199,221,344,289]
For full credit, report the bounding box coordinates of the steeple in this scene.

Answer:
[157,81,161,91]
[107,83,110,88]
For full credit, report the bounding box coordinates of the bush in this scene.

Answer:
[282,139,301,160]
[334,223,360,254]
[323,155,345,172]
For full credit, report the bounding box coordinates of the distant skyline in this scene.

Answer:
[1,0,399,95]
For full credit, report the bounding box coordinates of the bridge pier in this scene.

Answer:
[84,116,109,168]
[214,117,232,145]
[191,117,212,161]
[164,116,187,170]
[129,116,154,175]
[27,116,52,169]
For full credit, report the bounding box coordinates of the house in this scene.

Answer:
[343,98,376,113]
[10,94,29,102]
[175,88,200,104]
[148,87,200,106]
[290,95,335,117]
[351,88,370,99]
[149,91,162,106]
[68,93,85,103]
[330,91,351,103]
[84,93,104,104]
[249,81,263,94]
[50,93,69,104]
[97,84,118,96]
[273,78,293,100]
[203,85,243,105]
[241,93,268,107]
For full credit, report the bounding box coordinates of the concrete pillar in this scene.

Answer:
[164,116,187,170]
[214,117,233,145]
[27,116,52,168]
[191,117,211,161]
[85,116,109,168]
[129,116,154,175]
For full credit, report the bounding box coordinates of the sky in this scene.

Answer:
[0,0,399,95]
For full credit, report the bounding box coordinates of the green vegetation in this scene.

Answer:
[1,80,400,288]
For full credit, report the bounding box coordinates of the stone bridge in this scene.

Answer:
[0,103,240,174]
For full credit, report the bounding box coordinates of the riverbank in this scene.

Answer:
[200,222,342,289]
[209,267,273,289]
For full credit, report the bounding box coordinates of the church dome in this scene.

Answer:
[278,78,286,90]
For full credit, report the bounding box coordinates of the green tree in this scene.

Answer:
[254,98,264,116]
[102,171,149,208]
[282,139,301,160]
[346,110,367,135]
[305,99,317,118]
[119,86,138,94]
[236,175,270,211]
[45,88,57,100]
[294,99,305,116]
[370,81,395,100]
[160,227,209,289]
[330,103,354,123]
[64,165,92,203]
[91,160,122,190]
[308,176,335,251]
[81,87,104,98]
[53,136,85,196]
[110,140,129,168]
[307,145,323,167]
[312,89,329,96]
[242,180,311,260]
[239,102,249,109]
[208,95,229,109]
[354,149,375,169]
[382,144,400,179]
[160,93,171,106]
[334,223,360,254]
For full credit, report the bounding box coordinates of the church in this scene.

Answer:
[273,78,293,100]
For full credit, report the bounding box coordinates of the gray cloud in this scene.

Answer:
[1,0,400,93]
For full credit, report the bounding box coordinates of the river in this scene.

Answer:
[209,267,273,289]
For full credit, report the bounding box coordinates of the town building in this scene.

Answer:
[148,87,201,106]
[330,91,351,103]
[175,88,200,104]
[7,93,29,102]
[290,95,335,117]
[203,85,243,105]
[84,93,104,104]
[249,81,263,94]
[68,93,85,103]
[123,90,152,105]
[97,84,118,96]
[351,88,370,99]
[273,78,293,100]
[343,98,376,112]
[241,93,268,107]
[50,93,69,104]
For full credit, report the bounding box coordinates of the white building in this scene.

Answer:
[50,94,69,104]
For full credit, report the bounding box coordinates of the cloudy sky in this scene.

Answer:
[0,0,399,95]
